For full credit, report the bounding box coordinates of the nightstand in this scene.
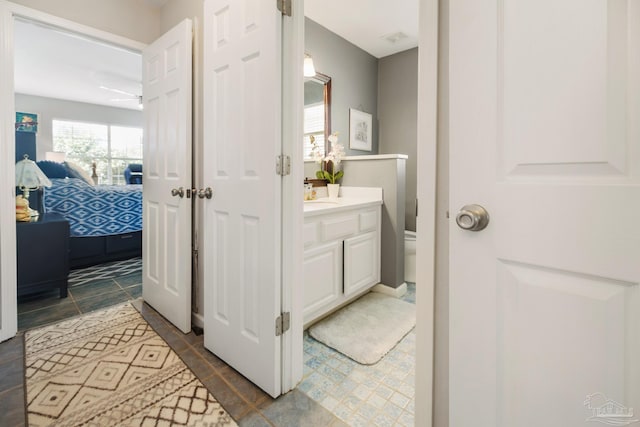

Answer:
[16,213,69,298]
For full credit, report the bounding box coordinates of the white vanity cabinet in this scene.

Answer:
[303,197,382,326]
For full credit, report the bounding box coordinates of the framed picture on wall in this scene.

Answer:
[15,112,38,133]
[349,108,372,151]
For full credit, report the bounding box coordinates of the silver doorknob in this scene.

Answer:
[171,187,184,198]
[456,204,489,231]
[197,187,213,199]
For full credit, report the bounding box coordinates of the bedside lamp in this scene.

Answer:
[15,154,52,218]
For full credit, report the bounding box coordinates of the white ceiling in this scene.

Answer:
[305,0,419,58]
[14,2,416,109]
[14,19,142,110]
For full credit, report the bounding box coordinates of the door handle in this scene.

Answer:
[171,187,184,198]
[197,187,213,199]
[456,204,489,231]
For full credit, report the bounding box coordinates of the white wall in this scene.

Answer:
[8,0,161,43]
[15,94,143,160]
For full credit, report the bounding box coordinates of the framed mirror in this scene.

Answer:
[303,72,331,159]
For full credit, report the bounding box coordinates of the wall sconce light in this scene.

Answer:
[304,53,316,77]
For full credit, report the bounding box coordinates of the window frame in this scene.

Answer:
[52,119,143,185]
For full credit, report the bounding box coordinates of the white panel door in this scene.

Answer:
[142,19,193,333]
[449,1,640,426]
[202,0,283,397]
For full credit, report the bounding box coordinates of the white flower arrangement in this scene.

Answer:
[314,132,345,184]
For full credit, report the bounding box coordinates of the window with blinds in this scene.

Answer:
[303,102,325,159]
[52,120,142,185]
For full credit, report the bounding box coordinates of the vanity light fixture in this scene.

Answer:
[304,53,316,77]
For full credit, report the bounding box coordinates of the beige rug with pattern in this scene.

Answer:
[25,303,237,426]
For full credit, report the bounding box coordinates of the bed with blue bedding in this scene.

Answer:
[42,174,143,268]
[45,178,142,237]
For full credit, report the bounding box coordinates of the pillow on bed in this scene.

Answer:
[36,161,68,179]
[65,161,95,186]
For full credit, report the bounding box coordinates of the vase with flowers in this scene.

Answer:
[313,132,345,198]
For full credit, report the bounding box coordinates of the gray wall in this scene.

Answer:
[15,94,143,160]
[341,156,406,289]
[305,18,379,156]
[378,48,418,232]
[306,19,419,232]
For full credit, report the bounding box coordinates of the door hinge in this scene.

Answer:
[277,0,292,16]
[275,312,291,336]
[276,155,291,176]
[415,198,418,217]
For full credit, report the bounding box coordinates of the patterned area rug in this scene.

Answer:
[68,257,142,287]
[25,303,237,426]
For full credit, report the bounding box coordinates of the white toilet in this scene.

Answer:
[404,230,417,283]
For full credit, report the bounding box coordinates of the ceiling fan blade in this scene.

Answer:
[100,85,137,97]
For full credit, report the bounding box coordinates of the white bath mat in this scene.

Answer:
[308,292,416,365]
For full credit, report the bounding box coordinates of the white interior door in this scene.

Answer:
[202,0,283,397]
[0,4,17,342]
[450,1,640,426]
[142,19,193,334]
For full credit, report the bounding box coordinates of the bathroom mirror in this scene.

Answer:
[303,72,331,159]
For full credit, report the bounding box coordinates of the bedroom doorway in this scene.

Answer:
[12,15,147,331]
[4,6,194,336]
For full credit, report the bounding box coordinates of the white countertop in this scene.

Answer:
[304,154,408,163]
[304,187,383,217]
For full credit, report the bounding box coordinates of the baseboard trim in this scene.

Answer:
[372,282,407,298]
[191,312,204,329]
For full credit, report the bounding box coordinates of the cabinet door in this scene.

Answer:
[344,231,380,297]
[303,240,343,324]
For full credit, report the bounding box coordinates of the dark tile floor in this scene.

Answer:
[4,259,347,426]
[17,273,142,331]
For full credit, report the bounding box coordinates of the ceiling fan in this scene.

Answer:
[99,85,143,108]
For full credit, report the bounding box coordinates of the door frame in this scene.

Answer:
[0,0,145,341]
[282,0,438,419]
[281,0,305,393]
[416,0,438,425]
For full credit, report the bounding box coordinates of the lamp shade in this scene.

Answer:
[15,155,52,190]
[304,54,316,77]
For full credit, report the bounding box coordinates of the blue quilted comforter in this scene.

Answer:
[44,178,142,237]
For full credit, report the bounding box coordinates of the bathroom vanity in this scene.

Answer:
[303,187,383,326]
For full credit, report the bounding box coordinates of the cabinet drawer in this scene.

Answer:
[106,232,142,253]
[304,222,318,247]
[321,215,358,242]
[359,210,378,232]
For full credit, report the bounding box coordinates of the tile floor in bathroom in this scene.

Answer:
[7,258,417,426]
[299,284,416,427]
